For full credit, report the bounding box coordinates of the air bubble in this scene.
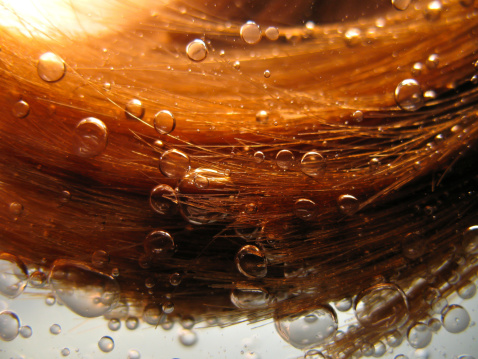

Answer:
[275,306,338,349]
[369,158,381,171]
[457,281,476,299]
[265,26,279,41]
[354,283,409,329]
[125,99,145,120]
[49,259,120,318]
[463,225,478,253]
[125,317,139,330]
[29,270,47,288]
[424,1,443,21]
[428,318,441,332]
[61,348,70,357]
[143,304,162,326]
[334,297,352,312]
[59,190,71,204]
[263,70,271,78]
[127,349,141,359]
[179,329,198,346]
[230,285,271,309]
[12,100,30,118]
[37,52,65,82]
[300,151,326,178]
[0,253,28,298]
[256,110,269,123]
[344,28,361,46]
[144,230,175,258]
[98,336,114,352]
[170,272,182,286]
[338,194,359,215]
[392,0,411,11]
[276,150,295,170]
[154,110,176,135]
[91,250,109,267]
[385,330,403,347]
[235,245,267,279]
[149,184,178,215]
[442,305,470,333]
[411,62,424,77]
[240,21,262,44]
[233,61,241,70]
[407,322,432,349]
[50,323,61,335]
[194,173,209,189]
[0,311,20,341]
[395,79,424,111]
[19,325,32,338]
[73,117,108,158]
[426,54,439,69]
[352,110,363,122]
[45,294,56,306]
[108,318,121,331]
[253,151,265,163]
[181,315,195,329]
[373,341,386,357]
[9,202,23,217]
[162,301,174,314]
[293,198,317,221]
[186,39,207,62]
[159,149,190,178]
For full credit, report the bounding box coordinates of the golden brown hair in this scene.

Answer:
[0,0,477,357]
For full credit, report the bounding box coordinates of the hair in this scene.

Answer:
[0,0,477,357]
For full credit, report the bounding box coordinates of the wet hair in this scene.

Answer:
[0,0,477,357]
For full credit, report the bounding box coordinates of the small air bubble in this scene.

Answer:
[98,336,114,353]
[12,100,30,118]
[411,62,424,77]
[395,79,424,111]
[263,70,271,78]
[61,348,70,357]
[424,1,443,21]
[170,272,182,286]
[125,99,145,120]
[49,324,61,335]
[19,325,32,338]
[392,0,411,11]
[149,184,178,215]
[37,52,65,82]
[159,149,190,178]
[125,317,139,330]
[235,245,267,279]
[338,194,359,215]
[276,149,295,170]
[73,117,108,158]
[426,54,439,69]
[293,198,317,221]
[186,39,208,62]
[300,151,325,178]
[178,329,198,346]
[0,311,20,341]
[256,110,269,123]
[265,27,279,41]
[91,250,110,267]
[344,28,361,46]
[9,202,23,217]
[240,21,262,44]
[253,151,265,163]
[108,318,121,331]
[154,110,176,135]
